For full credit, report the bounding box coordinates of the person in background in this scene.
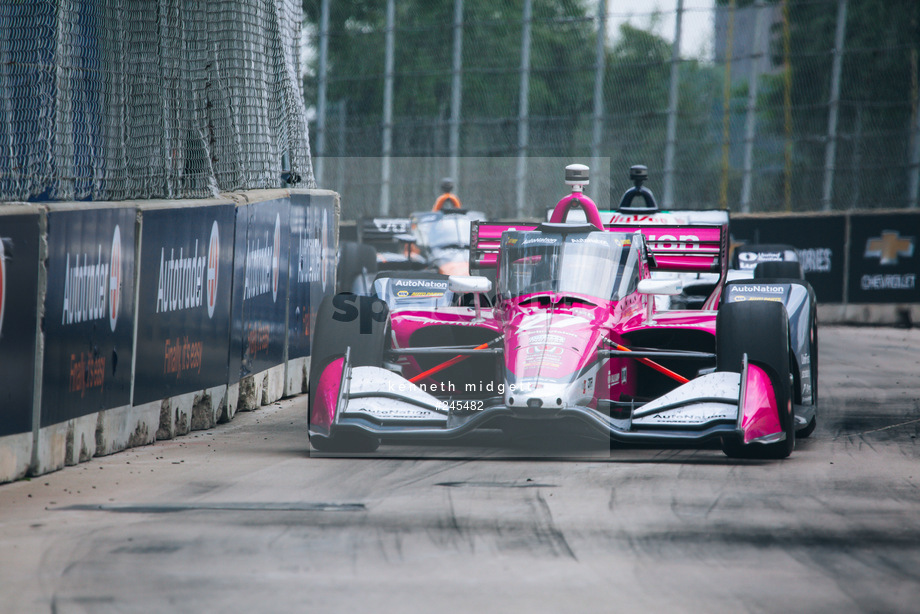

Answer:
[432,177,462,211]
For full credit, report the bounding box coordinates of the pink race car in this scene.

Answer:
[308,165,818,458]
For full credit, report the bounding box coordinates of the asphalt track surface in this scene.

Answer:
[1,326,919,613]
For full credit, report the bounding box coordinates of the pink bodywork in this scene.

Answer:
[472,222,727,282]
[739,363,784,444]
[500,292,642,378]
[607,225,723,273]
[473,188,727,285]
[549,193,604,229]
[314,290,787,445]
[389,308,500,386]
[312,357,344,430]
[386,287,717,407]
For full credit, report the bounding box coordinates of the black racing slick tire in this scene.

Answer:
[797,310,819,438]
[717,300,795,459]
[337,241,378,294]
[308,292,389,453]
[798,415,817,438]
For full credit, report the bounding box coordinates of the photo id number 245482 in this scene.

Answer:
[440,400,484,412]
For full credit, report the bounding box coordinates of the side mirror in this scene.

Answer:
[395,234,417,258]
[448,275,492,294]
[394,233,417,244]
[449,275,492,320]
[638,278,683,296]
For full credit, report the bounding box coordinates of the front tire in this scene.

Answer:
[308,292,388,453]
[717,300,795,459]
[337,241,377,294]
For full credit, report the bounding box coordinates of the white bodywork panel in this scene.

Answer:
[632,372,740,426]
[341,367,448,422]
[343,368,740,427]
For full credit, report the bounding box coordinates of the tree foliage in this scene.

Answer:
[303,0,594,122]
[304,0,920,210]
[303,0,722,172]
[757,0,920,207]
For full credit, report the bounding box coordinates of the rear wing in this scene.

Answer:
[545,207,729,226]
[470,220,729,275]
[357,217,413,244]
[607,223,728,274]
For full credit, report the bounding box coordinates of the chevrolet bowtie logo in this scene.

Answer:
[865,231,914,265]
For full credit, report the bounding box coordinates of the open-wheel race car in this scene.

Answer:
[309,164,818,458]
[337,208,486,293]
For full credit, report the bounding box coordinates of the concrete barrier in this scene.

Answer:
[0,189,339,484]
[0,205,42,482]
[732,210,919,326]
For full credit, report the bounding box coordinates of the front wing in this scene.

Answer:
[309,352,786,447]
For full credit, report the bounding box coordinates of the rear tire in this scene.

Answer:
[308,292,388,453]
[717,300,795,459]
[797,416,817,438]
[797,311,819,438]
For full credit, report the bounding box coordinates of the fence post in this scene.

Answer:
[449,0,463,184]
[782,0,793,212]
[314,0,329,187]
[380,0,395,215]
[515,0,532,217]
[336,100,347,195]
[910,116,920,209]
[821,0,848,212]
[740,0,765,213]
[909,44,920,209]
[719,0,736,210]
[662,0,683,209]
[590,0,606,202]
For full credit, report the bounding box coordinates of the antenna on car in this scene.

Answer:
[564,163,590,192]
[546,164,604,229]
[617,165,659,213]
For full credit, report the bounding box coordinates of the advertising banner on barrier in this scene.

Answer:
[848,211,919,304]
[228,211,246,385]
[41,208,136,427]
[229,199,291,382]
[288,193,336,361]
[133,205,235,406]
[0,212,40,437]
[730,215,845,303]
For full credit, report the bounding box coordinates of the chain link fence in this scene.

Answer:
[0,0,314,203]
[306,0,920,220]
